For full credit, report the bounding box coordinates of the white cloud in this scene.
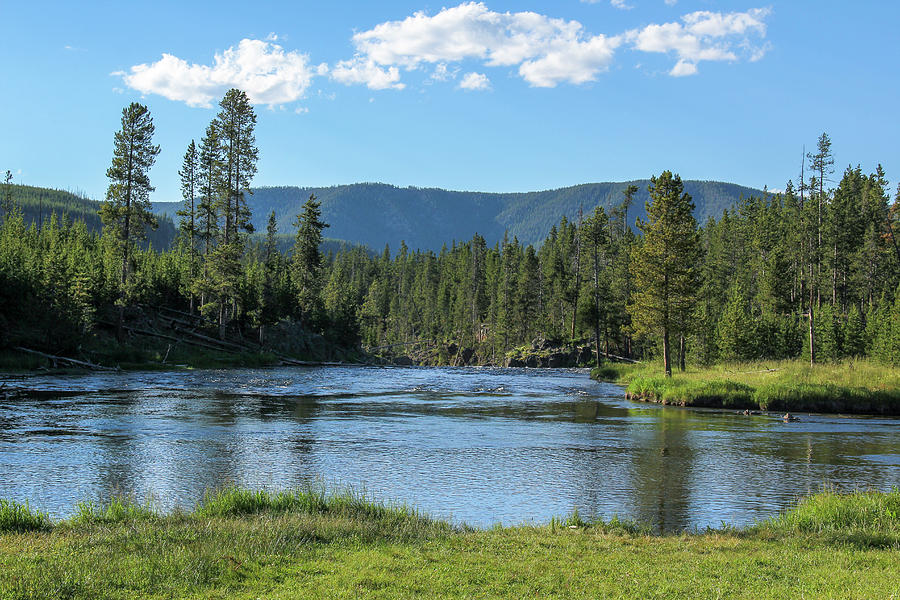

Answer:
[330,56,405,90]
[341,2,621,88]
[429,62,459,82]
[627,8,769,75]
[664,0,677,5]
[669,59,697,76]
[610,0,634,10]
[519,36,619,87]
[117,39,324,107]
[459,72,491,90]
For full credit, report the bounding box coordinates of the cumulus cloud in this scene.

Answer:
[330,56,405,90]
[119,3,772,106]
[459,72,491,90]
[669,59,697,77]
[340,2,621,88]
[117,39,324,107]
[628,8,770,75]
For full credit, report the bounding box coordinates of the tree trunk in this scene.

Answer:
[808,287,816,365]
[679,334,686,372]
[663,327,671,377]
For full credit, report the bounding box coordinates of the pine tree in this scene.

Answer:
[292,194,330,326]
[630,171,700,377]
[582,205,610,364]
[217,89,258,245]
[98,102,160,340]
[209,89,258,337]
[176,140,199,313]
[258,210,280,345]
[716,284,754,362]
[2,170,15,219]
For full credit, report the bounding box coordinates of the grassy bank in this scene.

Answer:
[1,487,898,598]
[592,359,900,415]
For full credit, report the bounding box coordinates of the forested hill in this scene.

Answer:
[6,184,177,250]
[3,184,355,256]
[153,180,767,251]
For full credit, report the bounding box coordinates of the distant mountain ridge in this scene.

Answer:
[152,179,767,251]
[7,184,177,250]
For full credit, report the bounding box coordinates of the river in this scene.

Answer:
[1,366,897,531]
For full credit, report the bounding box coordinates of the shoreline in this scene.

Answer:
[593,360,900,417]
[1,487,898,598]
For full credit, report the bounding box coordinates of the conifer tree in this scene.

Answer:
[176,140,199,313]
[209,89,258,337]
[630,171,700,376]
[98,102,159,340]
[583,205,610,363]
[292,194,330,326]
[2,170,15,219]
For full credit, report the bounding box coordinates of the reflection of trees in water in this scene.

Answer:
[562,399,637,524]
[226,393,321,490]
[94,389,323,508]
[629,408,694,533]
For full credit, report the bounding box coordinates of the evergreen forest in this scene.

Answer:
[2,95,900,372]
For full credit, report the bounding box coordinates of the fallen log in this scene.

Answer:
[599,352,641,364]
[13,347,119,371]
[171,325,259,353]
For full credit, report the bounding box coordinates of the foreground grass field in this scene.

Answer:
[1,487,899,599]
[593,359,900,414]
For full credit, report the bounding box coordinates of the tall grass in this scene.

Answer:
[71,496,159,525]
[194,485,455,538]
[754,488,900,548]
[0,499,50,532]
[602,359,900,414]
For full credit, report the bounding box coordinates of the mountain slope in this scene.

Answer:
[152,180,768,251]
[6,184,177,249]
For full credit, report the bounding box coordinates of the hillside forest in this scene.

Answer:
[2,91,900,372]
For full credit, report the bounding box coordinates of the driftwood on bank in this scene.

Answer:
[97,320,231,354]
[599,351,640,364]
[13,347,119,371]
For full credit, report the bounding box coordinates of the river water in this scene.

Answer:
[1,366,898,531]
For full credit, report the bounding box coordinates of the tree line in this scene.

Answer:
[1,97,899,371]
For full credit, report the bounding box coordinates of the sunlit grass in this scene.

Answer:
[0,499,50,533]
[594,359,900,414]
[753,488,900,548]
[1,488,899,598]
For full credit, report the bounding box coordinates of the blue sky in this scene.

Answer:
[2,1,898,203]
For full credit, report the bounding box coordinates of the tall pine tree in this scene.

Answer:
[98,102,159,340]
[630,171,700,376]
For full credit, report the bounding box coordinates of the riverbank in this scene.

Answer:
[593,359,900,415]
[1,487,897,598]
[0,302,369,374]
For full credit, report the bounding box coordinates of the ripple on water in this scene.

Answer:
[0,366,898,530]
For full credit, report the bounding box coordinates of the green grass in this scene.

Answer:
[71,496,161,525]
[594,359,900,414]
[1,488,899,598]
[0,499,50,533]
[752,488,900,548]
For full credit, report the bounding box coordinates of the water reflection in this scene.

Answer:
[0,366,898,531]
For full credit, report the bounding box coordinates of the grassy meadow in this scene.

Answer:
[1,487,899,598]
[593,359,900,415]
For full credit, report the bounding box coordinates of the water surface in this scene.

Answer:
[1,366,898,531]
